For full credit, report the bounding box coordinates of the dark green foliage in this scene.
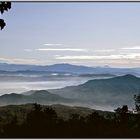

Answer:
[33,103,42,111]
[115,105,128,114]
[0,1,11,30]
[134,94,140,112]
[0,103,140,138]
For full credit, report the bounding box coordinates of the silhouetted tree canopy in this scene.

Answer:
[2,96,140,137]
[0,1,11,30]
[0,103,140,138]
[33,103,42,112]
[134,94,140,113]
[115,105,128,114]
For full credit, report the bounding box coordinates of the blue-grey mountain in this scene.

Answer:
[50,75,140,108]
[0,63,140,76]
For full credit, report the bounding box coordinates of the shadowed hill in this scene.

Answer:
[50,74,140,108]
[0,103,139,138]
[0,75,140,109]
[0,90,74,106]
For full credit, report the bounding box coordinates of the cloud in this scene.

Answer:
[56,55,121,60]
[94,49,115,52]
[121,46,140,50]
[0,57,41,64]
[56,53,140,60]
[36,48,88,52]
[43,43,63,46]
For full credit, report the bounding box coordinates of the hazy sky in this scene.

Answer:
[1,2,140,67]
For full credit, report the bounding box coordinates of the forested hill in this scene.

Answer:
[50,74,140,107]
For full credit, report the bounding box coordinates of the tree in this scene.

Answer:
[115,105,128,114]
[43,107,57,120]
[0,1,11,30]
[114,105,130,126]
[33,103,42,112]
[134,94,140,113]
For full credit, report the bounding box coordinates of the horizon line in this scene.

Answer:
[0,62,140,69]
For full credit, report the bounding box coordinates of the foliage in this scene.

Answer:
[0,93,140,138]
[0,103,139,138]
[134,94,140,112]
[0,1,11,30]
[114,105,128,114]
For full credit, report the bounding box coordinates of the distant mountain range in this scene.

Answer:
[0,71,116,82]
[0,75,140,110]
[0,63,140,76]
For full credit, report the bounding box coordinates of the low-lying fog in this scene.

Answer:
[0,75,114,95]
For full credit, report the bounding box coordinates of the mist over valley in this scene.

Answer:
[0,63,139,111]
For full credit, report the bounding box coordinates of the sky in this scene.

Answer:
[1,2,140,67]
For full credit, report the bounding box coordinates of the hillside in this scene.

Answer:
[50,74,140,108]
[0,74,139,109]
[0,103,138,138]
[0,90,74,106]
[0,103,113,124]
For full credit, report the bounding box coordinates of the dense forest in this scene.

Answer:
[0,94,139,138]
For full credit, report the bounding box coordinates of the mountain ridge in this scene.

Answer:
[0,90,74,106]
[0,63,140,75]
[0,75,139,109]
[49,74,140,108]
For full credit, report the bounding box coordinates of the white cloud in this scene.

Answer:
[43,43,63,46]
[94,49,115,52]
[56,55,121,60]
[36,48,87,52]
[0,57,41,64]
[121,46,140,50]
[56,53,140,60]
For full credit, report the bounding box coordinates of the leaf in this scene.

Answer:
[6,2,11,9]
[0,8,4,14]
[0,2,11,14]
[0,19,6,30]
